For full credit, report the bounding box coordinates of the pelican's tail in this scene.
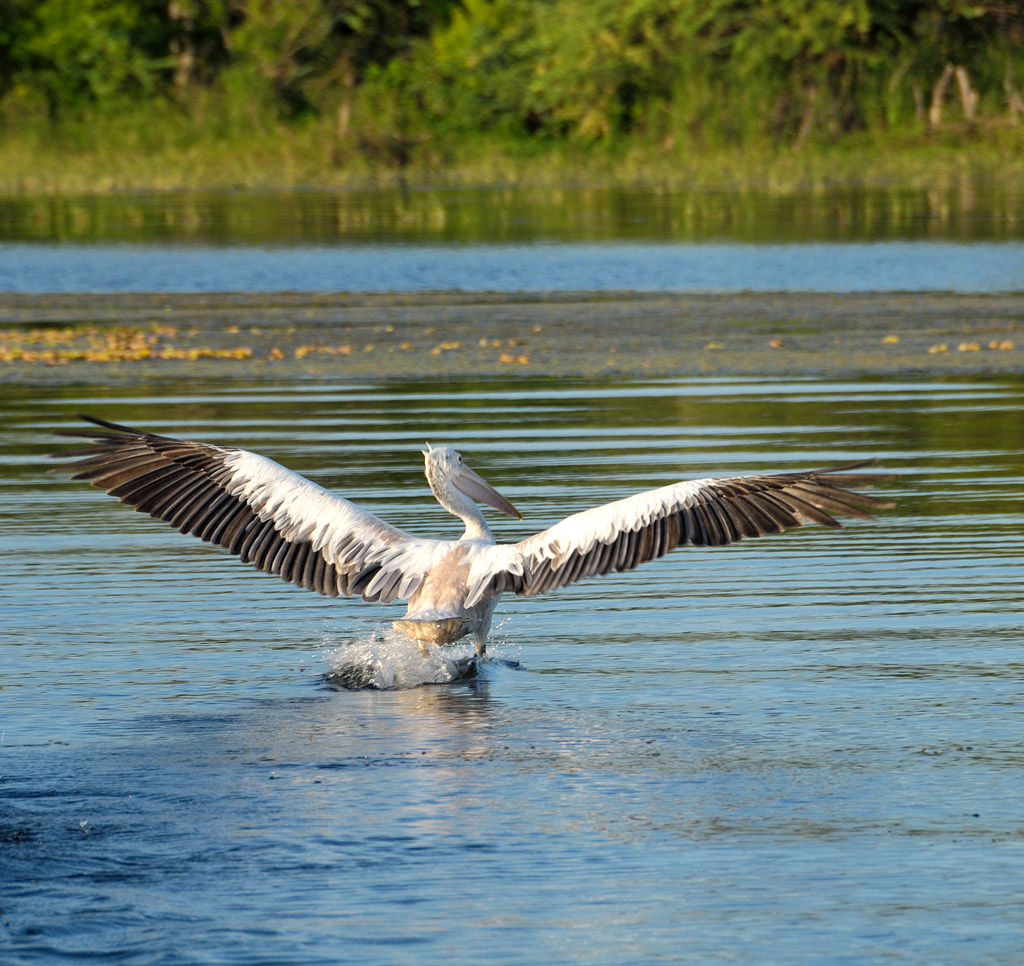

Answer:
[392,609,479,646]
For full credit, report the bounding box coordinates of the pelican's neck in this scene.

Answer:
[431,478,494,543]
[457,508,493,543]
[439,492,493,542]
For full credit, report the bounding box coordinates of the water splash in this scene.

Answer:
[324,628,479,690]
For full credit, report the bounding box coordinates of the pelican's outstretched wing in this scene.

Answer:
[52,416,453,603]
[463,464,893,605]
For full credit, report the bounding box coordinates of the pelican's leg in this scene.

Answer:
[473,608,493,657]
[418,641,431,657]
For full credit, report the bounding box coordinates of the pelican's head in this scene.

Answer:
[422,444,521,520]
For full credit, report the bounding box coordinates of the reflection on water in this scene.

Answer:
[2,373,1023,965]
[4,185,1023,294]
[3,183,1024,245]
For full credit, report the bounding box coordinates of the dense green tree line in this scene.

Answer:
[1,0,1022,164]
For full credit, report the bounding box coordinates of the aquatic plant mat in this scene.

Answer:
[2,291,1020,386]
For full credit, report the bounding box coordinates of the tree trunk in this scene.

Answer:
[912,78,924,123]
[332,52,356,163]
[887,56,914,127]
[1005,63,1024,126]
[168,1,195,90]
[929,63,956,128]
[337,97,352,140]
[170,39,195,90]
[954,66,978,122]
[792,84,818,151]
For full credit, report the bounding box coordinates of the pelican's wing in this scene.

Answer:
[463,463,893,605]
[52,416,453,603]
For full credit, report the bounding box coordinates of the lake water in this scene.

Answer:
[2,183,1023,963]
[4,239,1024,294]
[2,184,1024,293]
[3,375,1023,964]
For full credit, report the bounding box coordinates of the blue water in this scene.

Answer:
[2,239,1023,293]
[3,375,1023,964]
[3,182,1023,962]
[2,184,1023,294]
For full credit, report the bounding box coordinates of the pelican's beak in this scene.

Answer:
[453,464,522,519]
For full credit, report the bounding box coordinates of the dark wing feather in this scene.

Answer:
[464,462,893,604]
[51,415,449,602]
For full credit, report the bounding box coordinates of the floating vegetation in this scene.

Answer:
[294,344,353,359]
[1,293,1019,385]
[0,324,255,365]
[0,324,394,367]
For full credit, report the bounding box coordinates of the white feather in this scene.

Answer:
[221,449,451,599]
[60,417,888,658]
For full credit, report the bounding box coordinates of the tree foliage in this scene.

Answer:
[3,0,171,113]
[1,0,1022,155]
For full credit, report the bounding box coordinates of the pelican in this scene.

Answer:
[54,416,892,657]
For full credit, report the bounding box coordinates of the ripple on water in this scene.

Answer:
[3,372,1024,966]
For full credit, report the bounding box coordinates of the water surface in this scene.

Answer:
[2,375,1023,964]
[3,239,1023,294]
[4,185,1024,245]
[2,185,1023,294]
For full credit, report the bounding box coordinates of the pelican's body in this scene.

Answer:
[54,417,893,659]
[392,546,499,647]
[389,443,520,650]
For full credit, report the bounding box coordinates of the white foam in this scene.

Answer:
[325,629,477,690]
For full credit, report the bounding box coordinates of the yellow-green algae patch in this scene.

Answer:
[1,291,1021,386]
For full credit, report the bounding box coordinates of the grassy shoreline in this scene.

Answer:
[2,110,1023,195]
